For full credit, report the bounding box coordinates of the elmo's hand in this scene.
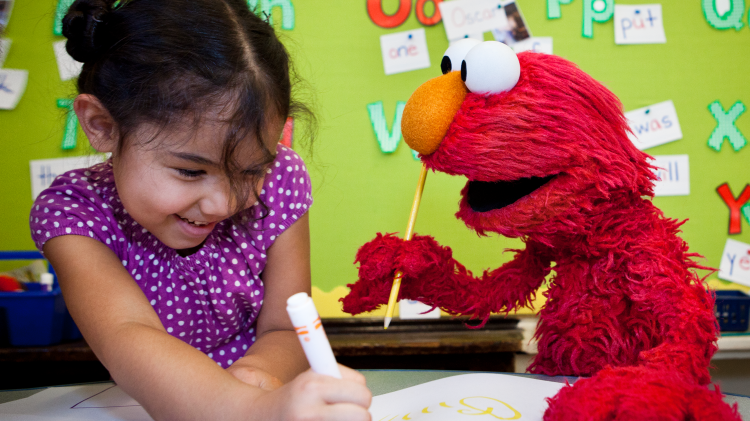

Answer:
[340,233,454,315]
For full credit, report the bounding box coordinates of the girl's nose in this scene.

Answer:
[401,71,468,156]
[200,185,232,219]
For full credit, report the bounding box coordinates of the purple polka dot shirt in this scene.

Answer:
[29,145,313,368]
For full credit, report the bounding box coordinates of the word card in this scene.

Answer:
[614,4,666,45]
[719,239,750,287]
[439,0,508,42]
[0,38,10,67]
[53,40,83,81]
[30,155,107,200]
[625,100,682,150]
[650,155,689,196]
[380,28,430,75]
[0,67,27,110]
[511,37,553,54]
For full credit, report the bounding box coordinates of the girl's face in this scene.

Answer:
[112,116,283,251]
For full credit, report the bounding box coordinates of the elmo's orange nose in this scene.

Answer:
[402,71,468,156]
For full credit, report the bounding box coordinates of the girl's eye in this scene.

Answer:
[177,169,205,178]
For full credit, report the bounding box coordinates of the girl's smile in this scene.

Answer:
[107,112,283,252]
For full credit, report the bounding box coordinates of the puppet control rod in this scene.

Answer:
[384,163,429,329]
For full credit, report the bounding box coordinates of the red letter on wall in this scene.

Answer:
[367,0,411,28]
[416,0,443,26]
[717,183,750,234]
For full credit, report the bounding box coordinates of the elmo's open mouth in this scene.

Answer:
[467,175,557,212]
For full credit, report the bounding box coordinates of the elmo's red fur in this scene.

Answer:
[342,52,740,420]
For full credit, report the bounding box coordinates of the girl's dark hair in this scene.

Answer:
[62,0,313,215]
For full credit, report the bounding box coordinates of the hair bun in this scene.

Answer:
[62,0,113,63]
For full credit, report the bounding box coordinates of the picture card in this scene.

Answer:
[650,155,689,196]
[0,68,27,110]
[370,373,565,421]
[0,38,10,67]
[511,37,553,54]
[399,300,441,319]
[380,28,430,76]
[625,100,683,150]
[30,155,107,200]
[719,238,750,287]
[53,40,83,81]
[439,0,509,42]
[614,4,666,45]
[491,1,532,46]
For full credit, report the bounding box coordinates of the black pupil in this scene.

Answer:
[440,56,451,74]
[461,60,467,82]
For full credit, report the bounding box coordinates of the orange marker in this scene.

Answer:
[287,292,341,378]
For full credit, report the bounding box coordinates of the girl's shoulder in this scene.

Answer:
[239,144,313,250]
[29,161,122,255]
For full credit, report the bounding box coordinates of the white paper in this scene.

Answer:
[625,100,682,150]
[511,37,553,54]
[30,155,107,200]
[719,239,750,287]
[369,373,565,421]
[380,28,431,76]
[399,300,441,319]
[53,40,83,81]
[650,155,689,196]
[0,38,11,67]
[0,68,27,110]
[0,384,153,421]
[614,4,666,45]
[439,0,508,42]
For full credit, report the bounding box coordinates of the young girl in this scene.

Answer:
[29,0,371,419]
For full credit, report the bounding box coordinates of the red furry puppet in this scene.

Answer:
[342,40,741,420]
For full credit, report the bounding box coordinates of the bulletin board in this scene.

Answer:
[1,0,749,318]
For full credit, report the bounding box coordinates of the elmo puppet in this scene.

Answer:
[342,40,740,420]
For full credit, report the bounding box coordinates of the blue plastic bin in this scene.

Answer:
[0,251,82,346]
[715,290,750,332]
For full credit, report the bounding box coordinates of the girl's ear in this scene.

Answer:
[74,94,120,153]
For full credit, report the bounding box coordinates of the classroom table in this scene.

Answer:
[1,370,749,418]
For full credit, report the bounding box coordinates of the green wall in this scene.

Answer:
[2,0,749,296]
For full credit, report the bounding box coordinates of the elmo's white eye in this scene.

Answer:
[461,41,520,95]
[440,38,481,75]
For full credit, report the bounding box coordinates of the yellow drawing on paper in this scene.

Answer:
[376,396,522,420]
[457,397,522,419]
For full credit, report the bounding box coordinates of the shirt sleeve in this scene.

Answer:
[29,166,121,256]
[251,145,313,247]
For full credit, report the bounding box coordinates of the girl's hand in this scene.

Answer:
[226,360,284,391]
[256,365,372,421]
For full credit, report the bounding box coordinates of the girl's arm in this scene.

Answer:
[45,232,371,421]
[227,212,318,389]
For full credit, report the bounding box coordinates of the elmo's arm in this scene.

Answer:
[341,234,552,324]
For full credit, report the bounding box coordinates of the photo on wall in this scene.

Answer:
[0,0,14,29]
[493,1,531,46]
